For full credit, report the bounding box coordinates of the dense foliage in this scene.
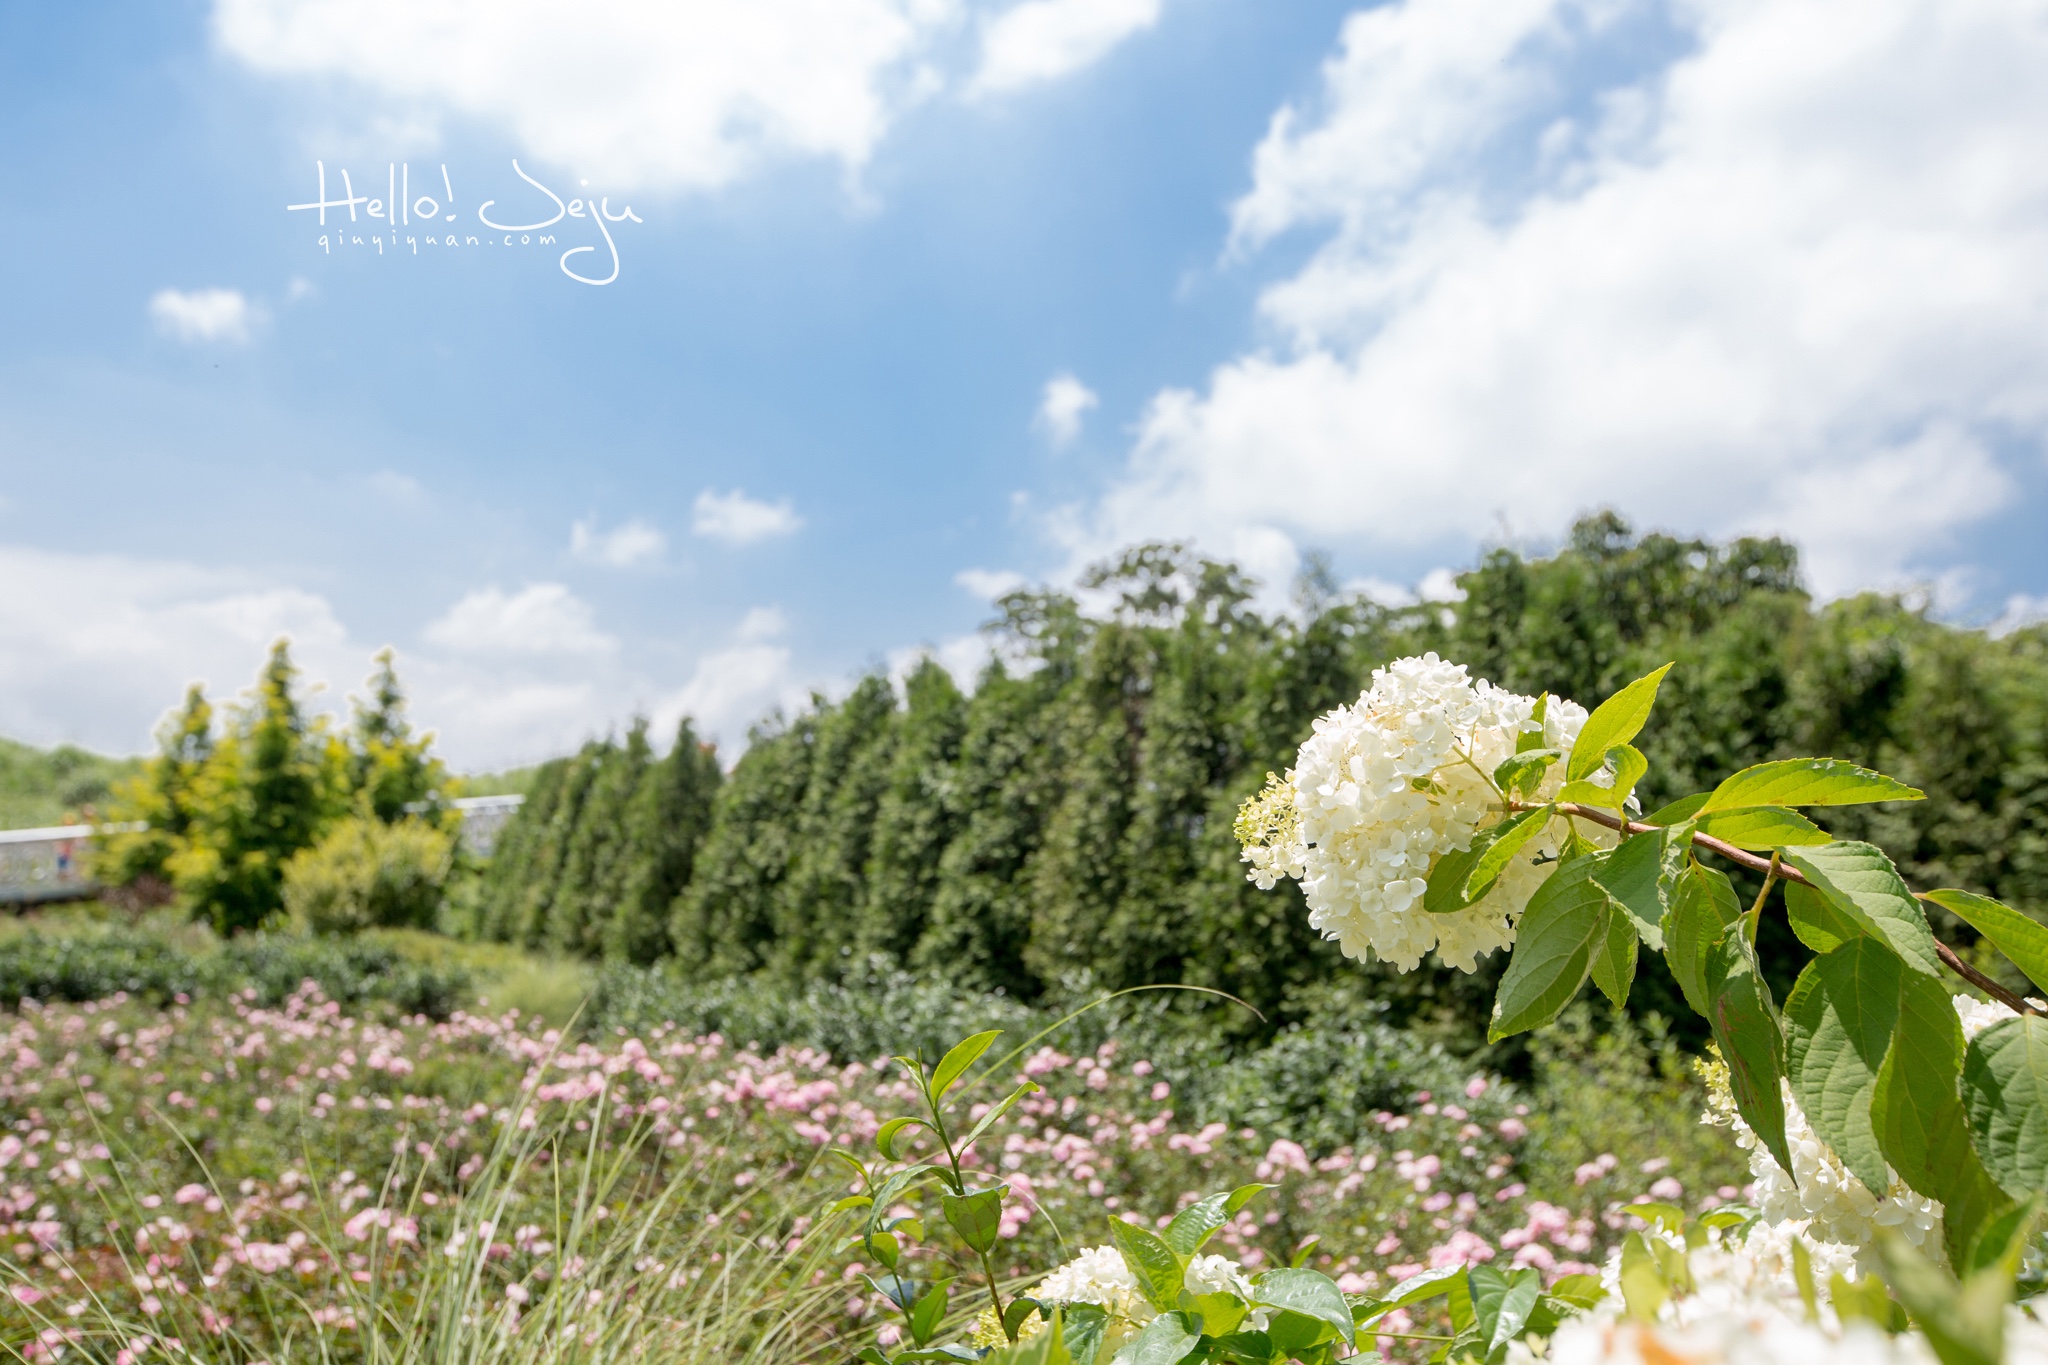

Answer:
[98,645,457,933]
[0,738,139,829]
[475,516,2048,1043]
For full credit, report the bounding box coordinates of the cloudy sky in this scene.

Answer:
[3,0,2045,770]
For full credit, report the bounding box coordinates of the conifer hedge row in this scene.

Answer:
[473,516,2048,1034]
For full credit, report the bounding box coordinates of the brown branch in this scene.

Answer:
[1545,800,2045,1018]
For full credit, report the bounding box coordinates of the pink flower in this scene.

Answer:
[1649,1177,1684,1201]
[174,1184,209,1205]
[1465,1077,1489,1100]
[11,1285,43,1305]
[244,1243,293,1274]
[1256,1140,1312,1179]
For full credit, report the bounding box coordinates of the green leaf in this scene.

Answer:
[1466,1264,1542,1355]
[1963,1017,2048,1199]
[1559,745,1648,811]
[1488,855,1609,1041]
[1874,1234,2003,1365]
[910,1279,952,1346]
[870,1229,902,1269]
[959,1079,1042,1151]
[1493,750,1560,800]
[1251,1268,1355,1348]
[1361,1264,1463,1319]
[1830,1270,1894,1330]
[986,1310,1076,1365]
[942,1187,1004,1254]
[1782,843,1942,978]
[1663,862,1741,1018]
[1567,665,1672,782]
[1179,1292,1248,1339]
[1517,694,1550,753]
[876,1117,927,1161]
[1057,1305,1108,1365]
[1263,1309,1335,1360]
[1617,1234,1668,1321]
[1590,907,1637,1010]
[1644,793,1710,827]
[1544,1274,1605,1310]
[930,1030,1002,1100]
[1785,882,1862,954]
[1707,926,1793,1177]
[1110,1311,1200,1365]
[1007,1298,1047,1340]
[1162,1185,1270,1257]
[1927,889,2048,999]
[1702,758,1923,813]
[1784,939,1902,1196]
[1108,1219,1187,1314]
[1693,806,1831,851]
[1425,807,1555,914]
[1875,972,2011,1264]
[1621,1203,1686,1235]
[1589,829,1673,951]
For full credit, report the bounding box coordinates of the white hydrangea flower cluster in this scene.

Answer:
[1564,1222,2048,1365]
[1026,1243,1268,1332]
[1693,996,2029,1274]
[1236,652,1596,972]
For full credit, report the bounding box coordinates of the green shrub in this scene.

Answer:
[221,934,472,1017]
[284,815,453,935]
[0,928,212,1004]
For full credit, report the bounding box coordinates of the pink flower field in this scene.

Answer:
[0,983,1723,1363]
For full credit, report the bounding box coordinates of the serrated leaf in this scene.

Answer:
[1702,758,1923,813]
[1645,793,1710,826]
[1251,1268,1354,1348]
[1694,805,1831,850]
[1108,1219,1186,1314]
[1782,843,1942,978]
[1493,750,1560,800]
[1517,694,1551,753]
[1110,1310,1200,1365]
[1560,744,1648,811]
[1590,907,1637,1010]
[1786,882,1862,954]
[942,1187,1004,1254]
[1162,1185,1270,1257]
[930,1030,1002,1100]
[1927,890,2048,999]
[1567,665,1672,782]
[1963,1017,2048,1199]
[1426,807,1555,915]
[1057,1304,1107,1365]
[1875,972,2011,1264]
[1489,855,1609,1041]
[1663,862,1740,1016]
[876,1117,927,1161]
[1707,926,1793,1177]
[1589,830,1672,951]
[1784,939,1902,1196]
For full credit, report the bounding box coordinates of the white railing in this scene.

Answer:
[0,796,525,904]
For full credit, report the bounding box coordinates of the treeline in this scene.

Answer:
[471,515,2048,1032]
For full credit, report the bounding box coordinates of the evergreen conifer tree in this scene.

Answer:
[98,685,215,890]
[546,722,651,958]
[349,649,452,824]
[603,719,722,963]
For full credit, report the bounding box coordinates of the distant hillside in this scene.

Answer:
[0,737,143,830]
[455,766,541,798]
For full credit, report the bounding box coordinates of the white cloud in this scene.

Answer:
[1990,593,2048,638]
[973,0,1160,94]
[691,488,804,546]
[570,517,666,568]
[955,567,1028,600]
[1077,0,2048,600]
[215,0,959,194]
[0,544,356,756]
[654,608,806,760]
[1037,372,1098,444]
[149,288,261,344]
[422,584,617,656]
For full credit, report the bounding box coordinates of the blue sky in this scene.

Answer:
[3,0,2046,770]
